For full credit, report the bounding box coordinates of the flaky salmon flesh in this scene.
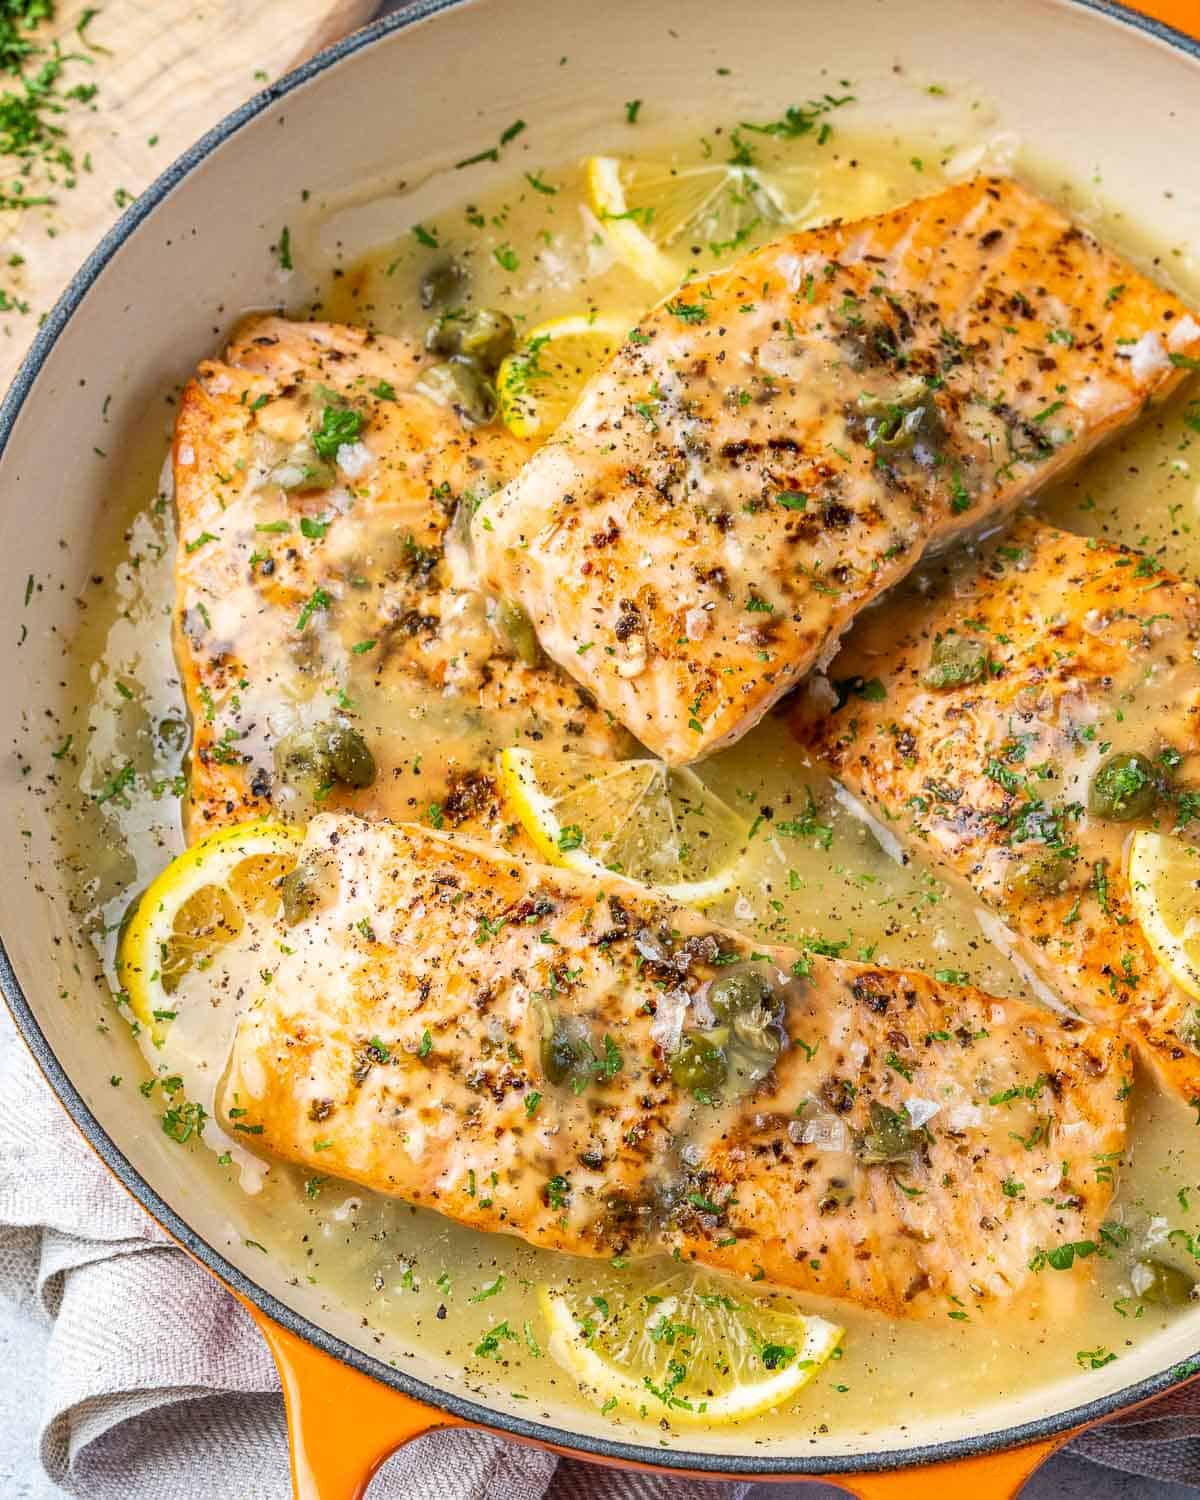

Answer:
[794,516,1200,1107]
[473,176,1200,765]
[218,814,1127,1320]
[173,316,630,844]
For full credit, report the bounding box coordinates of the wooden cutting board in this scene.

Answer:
[0,0,375,398]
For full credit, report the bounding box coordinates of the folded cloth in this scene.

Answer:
[0,1007,751,1500]
[0,1001,1196,1497]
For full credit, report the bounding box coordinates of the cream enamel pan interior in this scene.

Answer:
[4,0,1200,1479]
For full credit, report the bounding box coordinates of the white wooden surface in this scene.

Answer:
[0,0,374,396]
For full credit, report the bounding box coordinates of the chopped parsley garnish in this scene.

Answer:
[774,789,833,849]
[665,300,707,324]
[885,1051,913,1082]
[544,1174,570,1210]
[469,1275,506,1302]
[596,1035,622,1081]
[312,403,364,460]
[739,93,855,141]
[93,763,136,807]
[833,675,886,705]
[474,1321,518,1359]
[161,1099,206,1144]
[295,587,331,632]
[1029,1239,1097,1272]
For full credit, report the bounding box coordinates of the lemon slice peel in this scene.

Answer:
[585,153,820,289]
[539,1276,842,1426]
[497,311,633,439]
[117,819,303,1038]
[1129,829,1200,1002]
[498,746,748,907]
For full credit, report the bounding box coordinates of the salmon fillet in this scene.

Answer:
[794,515,1200,1105]
[173,316,629,844]
[472,176,1200,765]
[219,813,1127,1319]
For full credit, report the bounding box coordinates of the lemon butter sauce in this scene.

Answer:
[49,105,1200,1447]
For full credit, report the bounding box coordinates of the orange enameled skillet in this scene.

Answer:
[1,1,1199,1494]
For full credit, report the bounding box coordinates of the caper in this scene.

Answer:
[457,308,516,370]
[854,1100,924,1166]
[496,598,541,667]
[415,358,497,429]
[325,723,377,789]
[1178,1006,1200,1052]
[729,1011,782,1083]
[1088,750,1157,822]
[279,855,335,927]
[426,307,515,373]
[1007,849,1074,899]
[157,717,189,751]
[268,439,336,493]
[923,634,987,690]
[856,382,945,459]
[542,1020,581,1085]
[426,313,466,358]
[274,719,377,800]
[274,725,334,800]
[288,630,324,677]
[419,257,467,310]
[708,969,774,1022]
[450,485,492,556]
[669,1034,728,1094]
[1136,1259,1196,1306]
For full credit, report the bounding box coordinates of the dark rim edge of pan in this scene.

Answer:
[0,0,1198,1476]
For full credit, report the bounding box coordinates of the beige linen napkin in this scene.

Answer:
[0,1005,757,1500]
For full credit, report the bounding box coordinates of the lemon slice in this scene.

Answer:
[1129,829,1200,1000]
[586,153,818,288]
[498,747,748,906]
[118,820,304,1037]
[540,1269,842,1425]
[497,313,631,439]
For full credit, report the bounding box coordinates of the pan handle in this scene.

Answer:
[1139,0,1200,33]
[250,1298,1081,1500]
[248,1303,465,1500]
[832,1434,1071,1500]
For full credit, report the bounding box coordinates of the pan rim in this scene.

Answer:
[2,0,1199,1475]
